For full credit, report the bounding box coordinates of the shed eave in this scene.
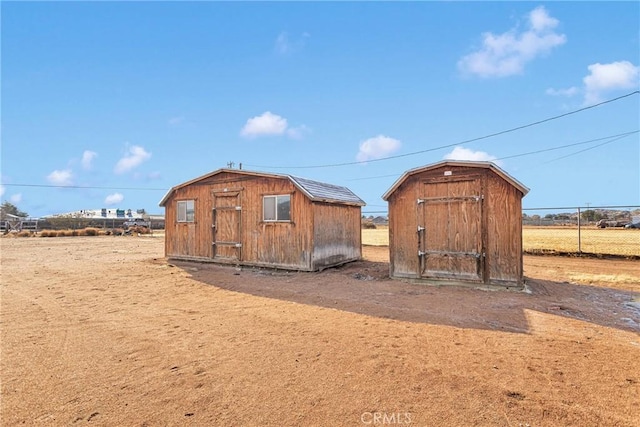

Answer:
[310,198,366,207]
[159,168,366,207]
[382,160,529,201]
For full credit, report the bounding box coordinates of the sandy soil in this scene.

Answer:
[1,236,639,426]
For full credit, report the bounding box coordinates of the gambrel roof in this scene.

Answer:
[382,160,530,201]
[159,169,365,207]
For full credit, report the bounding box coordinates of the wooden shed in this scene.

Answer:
[382,160,529,288]
[159,169,365,271]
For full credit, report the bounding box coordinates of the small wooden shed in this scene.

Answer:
[382,160,529,288]
[159,169,365,271]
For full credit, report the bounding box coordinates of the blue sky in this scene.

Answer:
[2,1,639,218]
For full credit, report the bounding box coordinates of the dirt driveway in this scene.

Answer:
[1,236,639,426]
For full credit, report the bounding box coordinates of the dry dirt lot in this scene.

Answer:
[1,236,639,426]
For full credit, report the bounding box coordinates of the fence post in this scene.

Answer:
[577,207,581,254]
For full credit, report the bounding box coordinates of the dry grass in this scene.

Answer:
[362,228,389,246]
[523,226,640,257]
[363,226,640,257]
[38,228,109,237]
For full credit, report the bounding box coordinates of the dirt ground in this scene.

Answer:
[1,236,639,426]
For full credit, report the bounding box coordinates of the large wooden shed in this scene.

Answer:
[382,160,529,288]
[159,169,365,271]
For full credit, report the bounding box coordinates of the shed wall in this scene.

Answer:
[164,173,362,271]
[312,203,362,270]
[164,174,313,269]
[387,174,421,278]
[485,173,523,284]
[387,165,524,287]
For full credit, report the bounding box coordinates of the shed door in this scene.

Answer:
[417,177,484,282]
[212,191,242,261]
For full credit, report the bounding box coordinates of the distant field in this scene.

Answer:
[522,226,640,257]
[362,226,640,257]
[362,228,390,246]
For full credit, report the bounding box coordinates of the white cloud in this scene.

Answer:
[240,111,288,138]
[275,31,310,55]
[47,169,74,186]
[356,135,401,162]
[444,147,502,166]
[10,193,22,204]
[81,150,97,170]
[545,60,639,106]
[583,61,639,105]
[104,193,124,205]
[114,145,152,174]
[458,6,566,78]
[0,185,5,197]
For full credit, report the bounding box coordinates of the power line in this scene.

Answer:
[1,183,168,191]
[541,133,632,164]
[495,130,638,161]
[347,130,639,181]
[245,90,639,170]
[3,93,637,192]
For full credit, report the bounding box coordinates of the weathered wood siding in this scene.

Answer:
[387,164,524,287]
[312,203,362,270]
[164,183,213,260]
[485,173,523,284]
[387,174,421,278]
[164,172,362,271]
[241,177,313,270]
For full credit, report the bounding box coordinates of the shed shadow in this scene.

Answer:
[172,258,640,334]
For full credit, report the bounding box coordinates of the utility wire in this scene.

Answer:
[495,130,638,161]
[3,93,638,192]
[541,133,633,164]
[347,130,639,181]
[245,90,639,170]
[4,131,635,190]
[1,183,169,191]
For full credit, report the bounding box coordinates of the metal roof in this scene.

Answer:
[159,169,365,207]
[382,160,530,201]
[288,175,365,206]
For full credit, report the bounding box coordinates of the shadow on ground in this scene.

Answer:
[172,258,640,334]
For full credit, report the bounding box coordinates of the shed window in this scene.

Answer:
[263,195,291,221]
[177,200,195,222]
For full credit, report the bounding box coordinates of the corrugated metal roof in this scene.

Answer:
[159,169,365,207]
[288,175,365,206]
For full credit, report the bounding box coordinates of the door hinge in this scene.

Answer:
[418,250,426,257]
[235,243,243,248]
[417,199,425,205]
[417,226,425,232]
[235,206,242,211]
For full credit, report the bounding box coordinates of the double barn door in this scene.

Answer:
[417,176,485,282]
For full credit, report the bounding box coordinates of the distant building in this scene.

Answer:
[45,208,144,219]
[41,208,164,229]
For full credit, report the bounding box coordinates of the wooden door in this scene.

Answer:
[212,191,242,261]
[417,177,484,282]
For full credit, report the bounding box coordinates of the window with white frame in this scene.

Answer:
[177,200,195,222]
[263,194,291,221]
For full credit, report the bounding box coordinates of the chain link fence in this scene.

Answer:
[522,205,640,257]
